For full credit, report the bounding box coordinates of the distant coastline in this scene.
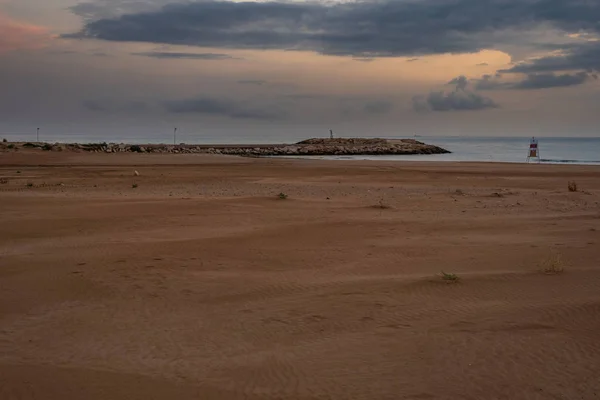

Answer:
[1,138,450,157]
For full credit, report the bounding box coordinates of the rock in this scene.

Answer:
[134,170,139,176]
[27,138,449,157]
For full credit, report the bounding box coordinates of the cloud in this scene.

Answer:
[83,99,148,112]
[353,58,375,62]
[238,80,267,85]
[131,52,238,60]
[513,72,595,89]
[462,71,595,90]
[413,91,498,112]
[69,0,172,20]
[448,76,469,91]
[0,13,50,54]
[163,97,284,120]
[364,100,393,114]
[82,100,108,112]
[47,49,111,57]
[66,0,600,57]
[500,41,600,74]
[284,94,330,100]
[47,50,79,55]
[407,58,420,62]
[473,74,512,90]
[414,77,498,112]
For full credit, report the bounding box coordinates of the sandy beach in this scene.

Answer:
[1,150,599,400]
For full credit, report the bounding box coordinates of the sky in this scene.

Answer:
[1,0,599,142]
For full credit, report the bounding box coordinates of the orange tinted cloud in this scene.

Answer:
[0,13,49,53]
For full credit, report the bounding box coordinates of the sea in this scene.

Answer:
[2,131,599,165]
[308,136,600,165]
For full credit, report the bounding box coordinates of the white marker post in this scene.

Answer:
[527,137,540,163]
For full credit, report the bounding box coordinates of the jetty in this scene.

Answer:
[2,138,450,156]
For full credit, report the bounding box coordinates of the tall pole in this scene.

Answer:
[37,128,39,142]
[174,127,177,145]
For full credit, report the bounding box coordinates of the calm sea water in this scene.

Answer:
[297,137,600,165]
[2,130,599,165]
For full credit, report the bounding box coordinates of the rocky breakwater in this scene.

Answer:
[1,138,450,156]
[290,138,450,156]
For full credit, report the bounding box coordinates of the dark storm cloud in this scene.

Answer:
[67,0,600,57]
[500,42,600,74]
[364,100,394,114]
[461,71,595,90]
[414,78,498,112]
[131,52,237,60]
[512,72,595,89]
[69,0,173,20]
[163,97,284,120]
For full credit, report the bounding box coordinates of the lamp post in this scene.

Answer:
[174,127,177,145]
[37,128,40,142]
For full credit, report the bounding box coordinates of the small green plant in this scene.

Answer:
[0,178,8,184]
[130,145,142,153]
[278,192,288,199]
[42,143,53,151]
[132,183,138,189]
[26,182,34,187]
[2,138,6,142]
[540,254,565,275]
[568,181,578,192]
[7,144,15,149]
[440,271,460,282]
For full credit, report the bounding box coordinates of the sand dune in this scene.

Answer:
[1,150,599,399]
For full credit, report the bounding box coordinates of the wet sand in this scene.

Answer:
[1,150,599,399]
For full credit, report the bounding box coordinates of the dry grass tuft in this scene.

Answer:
[440,271,460,282]
[540,254,566,275]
